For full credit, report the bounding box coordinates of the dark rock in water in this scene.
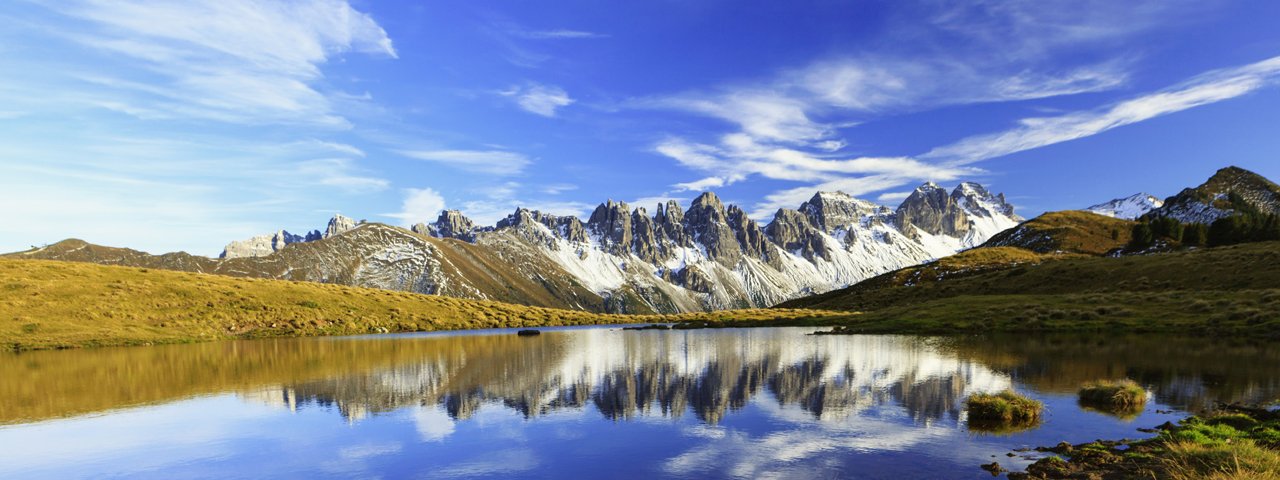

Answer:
[980,462,1006,476]
[516,329,540,336]
[622,324,671,331]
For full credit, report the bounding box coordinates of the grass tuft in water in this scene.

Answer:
[1079,379,1148,410]
[966,390,1043,428]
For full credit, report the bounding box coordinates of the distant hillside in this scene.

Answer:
[0,259,834,351]
[776,241,1280,335]
[980,210,1135,255]
[1150,166,1280,223]
[10,226,615,313]
[776,167,1280,335]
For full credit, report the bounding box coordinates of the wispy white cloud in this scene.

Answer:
[0,1,402,254]
[295,158,388,193]
[876,191,912,203]
[674,176,729,192]
[398,149,531,175]
[541,183,578,195]
[381,188,446,226]
[657,133,977,195]
[39,0,396,126]
[751,174,962,219]
[500,83,575,117]
[926,55,1280,165]
[643,1,1213,219]
[459,185,594,227]
[0,128,394,254]
[923,0,1198,60]
[514,29,608,40]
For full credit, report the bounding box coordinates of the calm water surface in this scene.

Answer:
[2,326,1279,479]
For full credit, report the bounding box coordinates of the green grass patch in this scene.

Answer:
[966,390,1043,427]
[786,241,1280,337]
[1079,379,1147,410]
[1010,408,1280,480]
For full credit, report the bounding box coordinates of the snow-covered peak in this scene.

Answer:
[953,181,988,198]
[1086,193,1164,220]
[915,181,945,193]
[951,182,1019,221]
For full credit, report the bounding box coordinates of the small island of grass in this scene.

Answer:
[966,390,1044,430]
[1078,379,1148,409]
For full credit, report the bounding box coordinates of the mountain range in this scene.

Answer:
[11,182,1022,314]
[11,166,1278,314]
[780,166,1280,323]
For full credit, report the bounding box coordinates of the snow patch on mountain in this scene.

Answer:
[455,181,1023,312]
[210,181,1023,313]
[1086,193,1164,219]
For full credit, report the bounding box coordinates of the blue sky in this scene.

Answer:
[2,0,1280,255]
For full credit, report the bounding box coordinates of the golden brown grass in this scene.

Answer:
[1165,439,1280,480]
[1079,379,1148,408]
[966,390,1043,431]
[985,210,1136,255]
[786,241,1280,337]
[0,258,844,351]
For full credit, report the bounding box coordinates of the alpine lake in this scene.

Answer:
[2,326,1278,479]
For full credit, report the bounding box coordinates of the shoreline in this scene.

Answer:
[998,404,1280,479]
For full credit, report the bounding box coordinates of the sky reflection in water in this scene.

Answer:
[1,327,1278,479]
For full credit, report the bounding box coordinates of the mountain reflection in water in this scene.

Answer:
[4,328,1279,428]
[236,331,1004,426]
[3,327,1280,479]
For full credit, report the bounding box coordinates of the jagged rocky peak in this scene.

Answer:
[684,192,727,223]
[630,207,662,263]
[654,200,689,246]
[497,208,587,244]
[410,223,434,236]
[432,210,478,241]
[799,191,883,233]
[765,208,828,261]
[951,182,1017,219]
[324,214,357,238]
[220,230,306,259]
[894,182,970,238]
[586,200,634,254]
[1087,193,1164,220]
[1151,166,1280,223]
[682,192,745,266]
[725,205,777,266]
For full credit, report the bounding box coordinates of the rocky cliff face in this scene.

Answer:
[894,183,970,239]
[432,182,1019,312]
[220,230,312,259]
[431,210,479,241]
[24,181,1022,313]
[325,214,357,238]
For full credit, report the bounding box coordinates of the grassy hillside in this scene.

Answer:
[780,241,1280,336]
[980,210,1135,255]
[11,224,617,313]
[0,258,842,351]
